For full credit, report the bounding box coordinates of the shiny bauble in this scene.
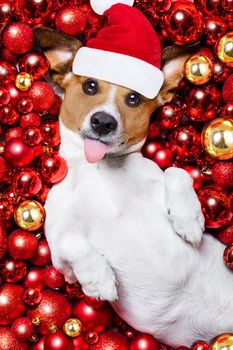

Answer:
[0,106,19,125]
[216,221,233,246]
[14,168,42,197]
[44,266,65,289]
[2,22,34,54]
[184,54,213,85]
[147,121,160,140]
[31,239,51,266]
[160,1,203,45]
[64,282,84,300]
[142,141,163,159]
[23,288,42,306]
[204,16,227,46]
[0,60,17,86]
[23,126,42,146]
[20,112,41,129]
[152,148,173,169]
[12,317,34,342]
[15,0,52,25]
[4,138,35,167]
[28,82,55,112]
[63,318,82,338]
[23,267,45,290]
[8,229,39,260]
[40,120,60,146]
[19,52,49,80]
[85,331,99,345]
[39,154,67,184]
[224,245,233,270]
[73,335,89,350]
[44,330,74,350]
[191,341,209,350]
[222,0,233,11]
[0,87,10,106]
[31,336,46,350]
[217,33,233,67]
[182,166,203,191]
[201,118,233,160]
[213,60,231,83]
[7,83,25,107]
[0,0,13,27]
[15,72,33,92]
[0,199,14,220]
[209,333,233,350]
[17,97,33,114]
[27,290,71,335]
[14,200,45,231]
[4,127,22,143]
[155,103,182,129]
[0,284,25,325]
[130,333,159,350]
[91,330,128,350]
[0,327,29,350]
[222,103,233,120]
[0,258,27,283]
[56,6,87,36]
[198,186,232,229]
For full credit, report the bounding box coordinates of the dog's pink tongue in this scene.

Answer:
[84,138,108,163]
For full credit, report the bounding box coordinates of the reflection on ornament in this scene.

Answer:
[201,118,233,160]
[217,33,233,67]
[15,72,33,91]
[63,318,82,338]
[14,200,45,231]
[209,333,233,350]
[184,54,213,85]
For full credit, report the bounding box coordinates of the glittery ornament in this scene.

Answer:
[8,229,39,260]
[0,327,29,350]
[91,330,128,350]
[12,317,34,342]
[56,6,87,36]
[28,82,55,112]
[2,22,34,54]
[44,266,65,289]
[0,284,26,325]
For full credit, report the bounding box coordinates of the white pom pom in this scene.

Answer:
[90,0,134,15]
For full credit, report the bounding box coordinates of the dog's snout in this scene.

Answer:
[90,112,118,136]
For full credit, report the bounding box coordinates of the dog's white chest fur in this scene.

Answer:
[45,123,233,347]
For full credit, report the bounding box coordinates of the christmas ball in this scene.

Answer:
[15,0,52,25]
[44,266,65,289]
[14,200,46,231]
[84,296,105,309]
[204,16,227,46]
[0,106,19,125]
[23,126,42,146]
[184,54,213,85]
[14,168,42,197]
[23,288,42,306]
[222,103,233,119]
[152,148,173,169]
[130,333,159,350]
[15,72,33,92]
[28,82,55,112]
[209,333,233,350]
[147,122,160,140]
[49,95,62,116]
[155,103,182,129]
[40,121,60,146]
[23,267,45,290]
[31,336,46,350]
[19,52,49,80]
[44,330,74,350]
[20,112,41,129]
[39,154,67,184]
[160,1,203,45]
[222,0,233,11]
[31,239,51,266]
[85,331,99,345]
[201,118,233,160]
[2,22,34,54]
[0,60,17,86]
[56,6,87,36]
[224,245,233,269]
[212,161,233,188]
[17,98,33,114]
[91,330,128,350]
[5,127,22,142]
[7,83,25,107]
[212,60,231,83]
[27,290,71,335]
[0,224,7,259]
[0,284,25,325]
[142,141,163,159]
[4,138,35,167]
[63,318,82,338]
[182,165,203,191]
[216,221,233,245]
[191,341,209,350]
[223,74,233,103]
[198,186,232,229]
[194,0,221,15]
[72,299,113,333]
[217,33,233,67]
[0,199,15,220]
[0,87,10,106]
[73,335,89,350]
[0,327,29,350]
[8,229,39,260]
[64,282,84,300]
[0,0,13,27]
[12,317,34,342]
[184,84,222,122]
[0,258,27,283]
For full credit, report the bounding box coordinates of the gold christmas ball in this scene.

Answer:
[14,200,46,231]
[217,32,233,67]
[63,318,82,338]
[15,72,33,91]
[201,118,233,160]
[210,333,233,350]
[184,54,213,85]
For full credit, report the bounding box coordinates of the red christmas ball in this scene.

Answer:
[72,299,113,333]
[142,141,163,159]
[8,229,39,260]
[191,341,209,350]
[23,126,42,146]
[0,199,14,220]
[0,327,29,350]
[184,84,222,122]
[5,127,23,142]
[153,0,171,12]
[20,112,41,129]
[36,184,50,203]
[28,82,55,112]
[0,0,13,27]
[17,97,33,114]
[0,156,8,182]
[12,317,34,342]
[15,0,52,25]
[0,224,7,259]
[223,74,233,103]
[2,22,34,54]
[14,168,42,197]
[0,87,10,106]
[44,266,65,289]
[84,296,105,309]
[155,103,182,130]
[130,333,159,350]
[0,61,17,86]
[7,84,25,107]
[85,332,99,345]
[64,282,84,299]
[224,244,233,269]
[40,121,60,147]
[160,1,203,45]
[0,258,27,283]
[198,186,232,229]
[56,6,87,36]
[0,106,19,125]
[44,330,74,350]
[152,148,173,169]
[91,330,128,350]
[168,126,201,162]
[221,103,233,119]
[212,60,231,83]
[31,239,51,266]
[147,121,160,141]
[204,16,227,46]
[0,284,26,325]
[39,154,68,184]
[212,161,233,188]
[19,52,49,80]
[23,267,45,290]
[182,166,203,191]
[23,288,42,306]
[27,290,71,335]
[222,0,233,11]
[73,335,89,350]
[31,336,46,350]
[215,221,233,245]
[4,138,35,167]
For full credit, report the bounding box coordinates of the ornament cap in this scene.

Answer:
[90,0,134,15]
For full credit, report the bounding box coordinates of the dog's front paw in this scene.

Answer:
[173,217,204,248]
[82,274,118,302]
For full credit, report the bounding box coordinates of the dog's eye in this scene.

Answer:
[125,92,142,107]
[82,80,98,95]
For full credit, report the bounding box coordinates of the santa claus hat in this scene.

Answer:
[72,0,164,99]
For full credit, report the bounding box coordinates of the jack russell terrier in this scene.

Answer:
[35,4,233,347]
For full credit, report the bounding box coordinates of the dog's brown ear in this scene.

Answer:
[156,46,197,105]
[34,27,82,88]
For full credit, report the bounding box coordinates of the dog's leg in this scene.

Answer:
[58,233,118,301]
[164,167,205,247]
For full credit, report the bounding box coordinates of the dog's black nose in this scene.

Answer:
[90,112,118,136]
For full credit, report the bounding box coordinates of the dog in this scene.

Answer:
[35,28,233,348]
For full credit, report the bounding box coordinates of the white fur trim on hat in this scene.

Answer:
[72,47,164,99]
[90,0,134,15]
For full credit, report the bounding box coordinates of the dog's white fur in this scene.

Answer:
[45,84,233,348]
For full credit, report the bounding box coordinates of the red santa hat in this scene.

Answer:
[72,0,164,99]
